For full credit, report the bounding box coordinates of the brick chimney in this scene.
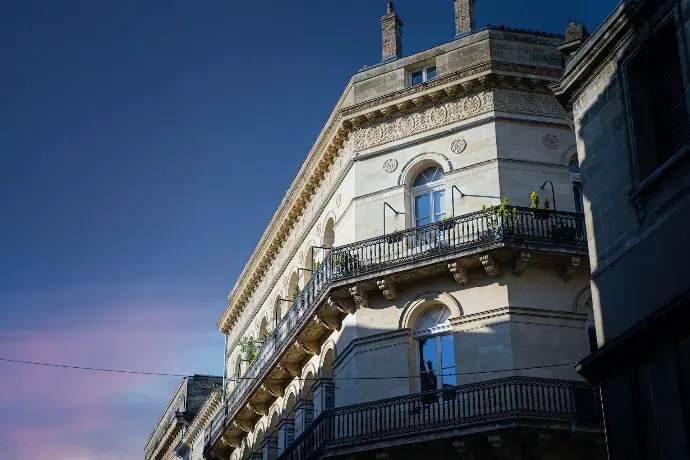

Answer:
[454,0,476,38]
[381,2,403,62]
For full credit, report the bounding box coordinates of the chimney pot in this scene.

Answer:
[454,0,476,38]
[387,2,394,14]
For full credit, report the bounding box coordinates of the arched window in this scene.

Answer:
[414,306,455,391]
[412,166,446,227]
[569,160,584,213]
[323,218,335,248]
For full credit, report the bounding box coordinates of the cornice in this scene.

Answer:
[218,64,566,334]
[179,393,222,451]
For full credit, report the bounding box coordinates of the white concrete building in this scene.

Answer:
[149,2,607,459]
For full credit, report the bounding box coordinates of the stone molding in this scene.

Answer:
[176,393,222,453]
[449,306,589,332]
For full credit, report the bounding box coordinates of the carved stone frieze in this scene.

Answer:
[246,402,268,416]
[326,296,354,314]
[294,338,320,355]
[376,278,397,300]
[563,256,582,281]
[313,312,340,331]
[448,260,468,285]
[233,419,254,433]
[493,87,566,119]
[260,382,284,398]
[349,285,369,308]
[480,254,500,278]
[514,252,531,276]
[277,362,301,377]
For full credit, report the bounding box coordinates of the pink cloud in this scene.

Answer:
[0,297,220,460]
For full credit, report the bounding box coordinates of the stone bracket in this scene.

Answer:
[260,382,285,398]
[326,296,354,314]
[448,260,468,285]
[313,312,340,331]
[514,251,531,276]
[233,419,253,433]
[277,362,301,377]
[480,254,500,278]
[246,402,268,416]
[221,436,242,449]
[376,278,397,300]
[294,338,320,355]
[563,256,582,281]
[349,285,369,308]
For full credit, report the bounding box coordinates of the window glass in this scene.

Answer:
[427,65,437,80]
[419,337,438,392]
[433,189,446,222]
[411,70,424,86]
[415,194,431,227]
[573,183,584,213]
[413,166,443,187]
[440,334,456,387]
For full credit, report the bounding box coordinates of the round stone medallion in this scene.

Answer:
[382,158,399,173]
[450,138,468,154]
[543,134,560,149]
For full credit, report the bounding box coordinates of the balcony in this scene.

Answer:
[205,207,588,455]
[278,376,601,460]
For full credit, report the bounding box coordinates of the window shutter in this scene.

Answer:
[650,23,690,163]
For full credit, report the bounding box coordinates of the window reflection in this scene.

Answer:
[415,306,455,393]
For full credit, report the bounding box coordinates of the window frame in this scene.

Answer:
[408,64,437,87]
[569,160,584,213]
[622,10,690,194]
[411,167,446,228]
[413,306,455,392]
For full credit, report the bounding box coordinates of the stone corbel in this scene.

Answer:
[221,436,242,449]
[376,278,397,300]
[514,252,531,276]
[563,256,582,281]
[294,338,320,355]
[277,362,301,377]
[375,452,389,460]
[233,419,254,433]
[448,260,468,285]
[246,402,268,416]
[261,382,285,398]
[349,285,368,309]
[326,296,354,314]
[452,439,467,455]
[313,312,340,331]
[480,254,500,278]
[538,432,551,446]
[487,433,502,449]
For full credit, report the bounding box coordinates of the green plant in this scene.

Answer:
[483,198,518,232]
[531,191,551,210]
[260,326,273,342]
[239,336,261,365]
[313,260,321,272]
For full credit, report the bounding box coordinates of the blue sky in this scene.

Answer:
[0,0,619,458]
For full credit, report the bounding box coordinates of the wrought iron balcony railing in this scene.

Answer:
[205,207,587,451]
[278,377,601,460]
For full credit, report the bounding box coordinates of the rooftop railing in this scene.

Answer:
[205,207,587,452]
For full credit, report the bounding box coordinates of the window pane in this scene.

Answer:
[411,70,424,85]
[433,189,445,221]
[440,334,456,387]
[426,66,437,81]
[415,194,430,220]
[573,183,584,213]
[419,338,438,391]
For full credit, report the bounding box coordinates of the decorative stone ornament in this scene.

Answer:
[336,194,342,208]
[448,260,468,285]
[277,362,301,377]
[382,158,399,173]
[349,285,369,308]
[543,133,560,149]
[450,138,468,154]
[376,278,397,300]
[563,256,582,281]
[480,254,500,278]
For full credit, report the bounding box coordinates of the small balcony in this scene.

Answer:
[205,207,588,456]
[278,376,602,460]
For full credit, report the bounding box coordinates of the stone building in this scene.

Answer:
[552,0,690,458]
[149,2,607,459]
[145,375,222,460]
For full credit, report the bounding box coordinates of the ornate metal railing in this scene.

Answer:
[205,207,586,451]
[278,377,601,460]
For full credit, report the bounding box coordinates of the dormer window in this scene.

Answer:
[410,65,437,86]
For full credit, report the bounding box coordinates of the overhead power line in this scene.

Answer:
[0,357,575,380]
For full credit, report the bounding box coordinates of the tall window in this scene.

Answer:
[569,160,584,213]
[415,306,456,392]
[412,166,446,227]
[627,18,690,181]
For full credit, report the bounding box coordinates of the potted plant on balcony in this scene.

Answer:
[333,252,358,274]
[239,336,261,365]
[482,198,518,239]
[530,191,551,220]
